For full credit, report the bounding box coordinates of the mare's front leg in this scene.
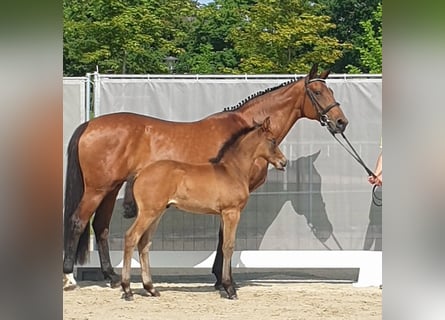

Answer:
[93,185,122,288]
[212,225,224,289]
[221,209,241,299]
[212,224,234,290]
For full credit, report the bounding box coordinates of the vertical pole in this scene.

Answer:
[93,71,101,117]
[85,73,91,121]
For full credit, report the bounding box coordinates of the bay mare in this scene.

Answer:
[122,118,287,300]
[63,64,348,289]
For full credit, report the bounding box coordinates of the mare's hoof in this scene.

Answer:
[63,273,78,291]
[122,293,134,301]
[105,272,121,288]
[214,282,223,290]
[228,294,238,300]
[110,278,121,289]
[63,283,78,291]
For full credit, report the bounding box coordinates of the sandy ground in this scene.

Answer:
[63,277,381,320]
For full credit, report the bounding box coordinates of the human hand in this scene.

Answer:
[368,175,382,186]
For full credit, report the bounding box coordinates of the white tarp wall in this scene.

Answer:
[92,74,382,253]
[63,77,87,192]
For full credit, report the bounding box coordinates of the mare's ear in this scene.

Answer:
[262,116,271,132]
[308,63,318,80]
[319,69,331,79]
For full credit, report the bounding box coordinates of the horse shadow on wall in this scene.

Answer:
[239,149,339,250]
[109,150,340,251]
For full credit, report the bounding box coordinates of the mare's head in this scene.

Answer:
[302,64,348,134]
[249,117,287,170]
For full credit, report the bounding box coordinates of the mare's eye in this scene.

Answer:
[315,90,321,96]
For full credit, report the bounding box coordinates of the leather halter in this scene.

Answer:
[304,78,340,127]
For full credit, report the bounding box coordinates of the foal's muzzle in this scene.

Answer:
[275,158,287,171]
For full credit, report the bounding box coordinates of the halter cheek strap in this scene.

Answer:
[305,78,340,126]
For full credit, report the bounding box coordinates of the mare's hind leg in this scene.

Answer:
[138,217,162,297]
[63,189,106,275]
[92,184,123,288]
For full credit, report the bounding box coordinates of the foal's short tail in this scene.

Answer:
[64,122,90,265]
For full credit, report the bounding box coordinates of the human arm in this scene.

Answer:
[368,152,382,186]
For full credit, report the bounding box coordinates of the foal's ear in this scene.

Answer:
[262,116,271,131]
[319,69,331,79]
[308,63,318,80]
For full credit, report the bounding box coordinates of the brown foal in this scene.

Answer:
[121,117,287,300]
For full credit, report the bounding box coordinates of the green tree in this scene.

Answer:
[317,0,381,73]
[228,0,348,73]
[176,0,254,74]
[63,0,197,76]
[346,2,382,73]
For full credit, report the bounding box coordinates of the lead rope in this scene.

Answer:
[331,132,382,207]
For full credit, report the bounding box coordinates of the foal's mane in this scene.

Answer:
[209,125,259,164]
[222,78,301,112]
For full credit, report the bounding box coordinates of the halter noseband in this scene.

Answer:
[304,78,340,127]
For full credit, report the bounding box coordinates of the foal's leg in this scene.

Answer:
[138,217,162,297]
[92,184,123,288]
[221,209,241,299]
[121,211,159,301]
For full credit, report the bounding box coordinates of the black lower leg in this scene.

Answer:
[63,219,84,273]
[97,228,121,287]
[212,225,224,289]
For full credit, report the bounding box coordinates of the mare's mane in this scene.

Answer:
[222,78,301,112]
[209,125,259,164]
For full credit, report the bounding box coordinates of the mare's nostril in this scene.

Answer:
[336,118,348,131]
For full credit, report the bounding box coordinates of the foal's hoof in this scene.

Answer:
[143,283,161,297]
[150,289,161,297]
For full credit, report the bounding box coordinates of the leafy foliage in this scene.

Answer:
[63,0,196,75]
[229,0,349,73]
[316,0,381,73]
[63,0,382,75]
[346,3,382,73]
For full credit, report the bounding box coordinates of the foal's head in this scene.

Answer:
[250,117,287,170]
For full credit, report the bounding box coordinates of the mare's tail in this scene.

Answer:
[64,122,90,265]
